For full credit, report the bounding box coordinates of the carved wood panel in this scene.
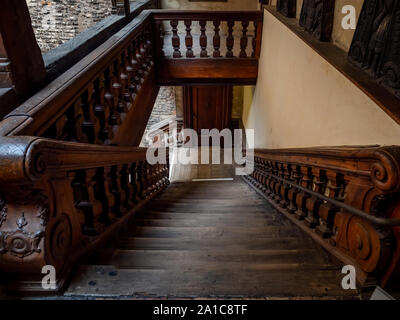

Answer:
[277,0,297,18]
[299,0,334,41]
[349,0,400,100]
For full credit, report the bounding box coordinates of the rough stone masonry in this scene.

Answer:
[26,0,112,52]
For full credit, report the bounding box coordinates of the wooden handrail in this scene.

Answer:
[0,136,169,292]
[244,146,400,288]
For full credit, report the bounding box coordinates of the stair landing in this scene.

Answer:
[65,179,360,299]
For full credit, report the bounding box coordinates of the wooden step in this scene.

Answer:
[107,249,332,269]
[66,179,360,299]
[127,225,304,239]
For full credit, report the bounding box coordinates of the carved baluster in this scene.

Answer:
[130,163,140,204]
[120,51,132,112]
[287,165,302,214]
[316,172,345,238]
[279,163,292,208]
[126,44,137,102]
[140,34,149,74]
[252,21,257,58]
[295,167,313,220]
[199,20,208,58]
[120,164,131,210]
[93,77,110,144]
[170,20,182,58]
[108,165,122,217]
[226,20,235,58]
[93,167,111,225]
[305,169,327,228]
[131,40,141,92]
[104,67,120,137]
[240,20,249,58]
[213,20,221,58]
[137,162,146,200]
[184,20,194,58]
[145,26,154,67]
[272,162,283,203]
[71,170,96,236]
[136,38,145,84]
[80,90,96,144]
[112,59,127,122]
[155,20,165,58]
[63,105,79,142]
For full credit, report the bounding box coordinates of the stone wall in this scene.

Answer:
[140,86,177,147]
[26,0,112,52]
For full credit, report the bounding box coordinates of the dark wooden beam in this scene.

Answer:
[156,59,259,85]
[0,0,46,97]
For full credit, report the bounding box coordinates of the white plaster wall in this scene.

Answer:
[242,9,400,148]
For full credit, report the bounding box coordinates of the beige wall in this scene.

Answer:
[161,0,259,10]
[242,9,400,149]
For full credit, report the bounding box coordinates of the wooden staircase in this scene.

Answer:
[65,179,359,299]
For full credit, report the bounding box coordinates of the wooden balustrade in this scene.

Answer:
[243,147,400,288]
[151,10,263,84]
[0,10,263,145]
[0,136,169,292]
[0,11,159,147]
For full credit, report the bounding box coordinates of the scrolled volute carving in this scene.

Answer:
[370,148,400,193]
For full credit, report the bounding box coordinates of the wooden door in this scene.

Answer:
[183,86,232,134]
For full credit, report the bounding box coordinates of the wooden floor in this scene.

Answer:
[65,179,360,299]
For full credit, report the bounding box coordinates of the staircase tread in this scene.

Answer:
[67,179,360,299]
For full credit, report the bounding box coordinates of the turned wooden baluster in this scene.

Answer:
[63,105,79,142]
[93,167,111,225]
[71,170,97,236]
[184,20,194,58]
[102,69,117,141]
[199,20,208,58]
[119,164,131,210]
[155,20,165,58]
[213,20,221,58]
[108,165,122,217]
[80,90,96,144]
[126,44,137,102]
[287,165,302,214]
[240,20,249,58]
[252,21,257,58]
[136,38,145,84]
[139,33,149,74]
[226,20,235,58]
[131,40,141,92]
[93,77,110,144]
[305,169,327,228]
[316,172,345,238]
[145,26,154,67]
[137,162,146,200]
[279,163,292,208]
[170,20,182,58]
[120,52,132,112]
[273,163,283,203]
[130,163,140,204]
[294,167,313,220]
